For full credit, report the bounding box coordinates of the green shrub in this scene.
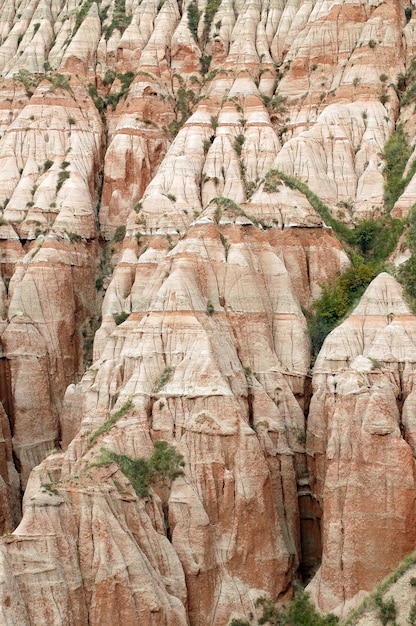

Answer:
[14,68,41,90]
[383,124,416,211]
[219,232,230,258]
[199,53,212,75]
[103,0,131,40]
[228,592,338,626]
[73,0,94,35]
[375,595,396,625]
[47,73,71,91]
[187,0,200,42]
[282,592,339,625]
[308,262,380,357]
[401,59,416,106]
[398,256,416,303]
[41,482,59,495]
[113,225,126,242]
[95,243,113,291]
[43,159,53,172]
[233,133,245,156]
[93,440,184,497]
[103,69,116,86]
[272,170,357,250]
[154,366,174,391]
[117,71,135,93]
[211,115,219,131]
[88,400,132,447]
[66,231,82,243]
[165,85,200,139]
[148,440,185,485]
[352,216,403,263]
[114,311,129,325]
[88,84,106,114]
[56,170,70,192]
[204,0,221,36]
[105,92,121,111]
[263,170,282,193]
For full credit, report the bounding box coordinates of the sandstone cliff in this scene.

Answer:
[1,0,416,624]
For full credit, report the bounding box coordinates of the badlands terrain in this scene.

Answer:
[1,0,416,623]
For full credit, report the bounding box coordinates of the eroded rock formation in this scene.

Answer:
[0,0,416,623]
[307,274,416,615]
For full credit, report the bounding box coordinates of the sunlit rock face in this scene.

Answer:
[307,274,416,615]
[0,0,416,623]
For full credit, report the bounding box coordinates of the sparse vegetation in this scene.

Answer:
[229,592,338,626]
[73,0,94,36]
[165,82,200,139]
[187,0,201,42]
[47,73,71,91]
[398,207,416,306]
[113,225,126,242]
[343,551,416,625]
[154,366,174,391]
[103,68,116,86]
[263,170,282,193]
[88,400,132,447]
[56,170,70,192]
[66,231,82,243]
[103,0,132,40]
[219,232,230,258]
[233,133,245,156]
[92,440,184,498]
[374,595,396,625]
[383,124,416,211]
[269,169,412,354]
[204,0,221,36]
[95,243,113,291]
[262,94,288,116]
[114,311,129,325]
[14,68,42,97]
[41,482,59,495]
[307,262,380,357]
[88,84,106,115]
[199,53,212,75]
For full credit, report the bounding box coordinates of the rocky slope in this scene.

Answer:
[1,0,416,623]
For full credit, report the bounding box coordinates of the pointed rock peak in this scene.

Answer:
[351,272,411,317]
